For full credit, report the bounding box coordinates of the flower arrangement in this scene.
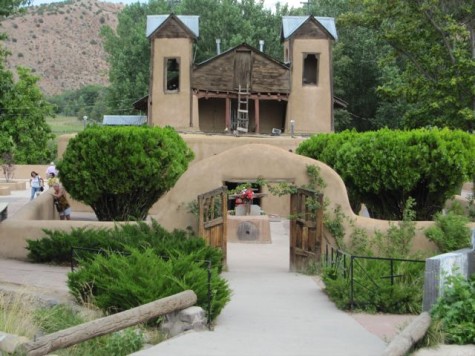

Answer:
[240,187,254,204]
[233,186,255,215]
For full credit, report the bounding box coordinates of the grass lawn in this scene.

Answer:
[47,115,85,136]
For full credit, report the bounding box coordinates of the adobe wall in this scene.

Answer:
[0,190,117,260]
[287,38,332,134]
[56,133,307,163]
[150,37,194,129]
[149,143,446,254]
[3,142,473,261]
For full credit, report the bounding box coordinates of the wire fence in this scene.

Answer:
[324,245,426,311]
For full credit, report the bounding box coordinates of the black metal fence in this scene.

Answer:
[70,246,214,328]
[324,245,426,311]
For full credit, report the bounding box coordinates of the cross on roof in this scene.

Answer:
[300,0,312,15]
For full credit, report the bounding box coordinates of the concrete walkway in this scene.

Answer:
[133,220,387,356]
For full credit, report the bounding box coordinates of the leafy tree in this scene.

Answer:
[297,128,475,220]
[57,125,194,221]
[0,0,54,164]
[0,0,30,18]
[293,0,409,132]
[342,0,475,131]
[0,61,55,163]
[48,84,109,122]
[101,2,153,115]
[176,0,284,62]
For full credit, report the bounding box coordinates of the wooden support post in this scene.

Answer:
[255,98,260,133]
[19,290,197,356]
[225,96,231,130]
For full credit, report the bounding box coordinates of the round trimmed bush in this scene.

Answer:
[57,126,194,221]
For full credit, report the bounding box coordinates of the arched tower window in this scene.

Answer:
[302,53,319,86]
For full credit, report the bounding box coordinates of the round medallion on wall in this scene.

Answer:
[237,221,259,241]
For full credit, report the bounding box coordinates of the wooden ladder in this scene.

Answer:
[236,84,249,133]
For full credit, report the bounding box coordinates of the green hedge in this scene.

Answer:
[68,248,231,321]
[425,211,471,253]
[26,220,224,272]
[27,221,230,321]
[297,128,475,220]
[57,125,194,221]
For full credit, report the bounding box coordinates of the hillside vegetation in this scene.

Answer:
[0,0,122,96]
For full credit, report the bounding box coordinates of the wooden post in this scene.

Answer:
[255,98,260,133]
[225,96,231,130]
[220,189,228,266]
[19,290,197,356]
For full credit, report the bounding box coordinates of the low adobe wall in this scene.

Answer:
[2,143,472,260]
[57,133,307,164]
[0,189,117,260]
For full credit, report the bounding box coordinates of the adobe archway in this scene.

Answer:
[149,143,438,254]
[149,143,353,233]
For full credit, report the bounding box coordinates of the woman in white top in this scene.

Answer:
[30,171,44,200]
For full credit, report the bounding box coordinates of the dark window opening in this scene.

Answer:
[302,53,318,85]
[225,181,262,211]
[166,58,180,92]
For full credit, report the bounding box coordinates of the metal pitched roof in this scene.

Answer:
[146,15,199,38]
[103,115,147,126]
[282,16,337,40]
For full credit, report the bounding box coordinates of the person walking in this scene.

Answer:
[29,171,44,200]
[52,183,71,220]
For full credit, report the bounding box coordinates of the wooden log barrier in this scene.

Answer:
[381,312,431,356]
[19,290,197,356]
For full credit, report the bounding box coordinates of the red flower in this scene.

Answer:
[240,188,254,202]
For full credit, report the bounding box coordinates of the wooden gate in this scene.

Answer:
[289,188,323,272]
[198,187,228,266]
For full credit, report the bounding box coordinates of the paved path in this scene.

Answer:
[0,179,30,216]
[133,220,386,356]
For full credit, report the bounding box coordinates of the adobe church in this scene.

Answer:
[141,14,338,135]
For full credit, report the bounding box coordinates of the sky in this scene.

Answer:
[29,0,305,11]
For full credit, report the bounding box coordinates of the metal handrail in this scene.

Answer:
[324,245,425,310]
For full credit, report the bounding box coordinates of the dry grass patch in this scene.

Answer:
[0,289,41,338]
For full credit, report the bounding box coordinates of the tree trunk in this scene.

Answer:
[19,290,197,356]
[471,26,475,127]
[382,312,431,356]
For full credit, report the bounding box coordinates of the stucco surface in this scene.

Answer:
[4,143,472,260]
[149,143,352,230]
